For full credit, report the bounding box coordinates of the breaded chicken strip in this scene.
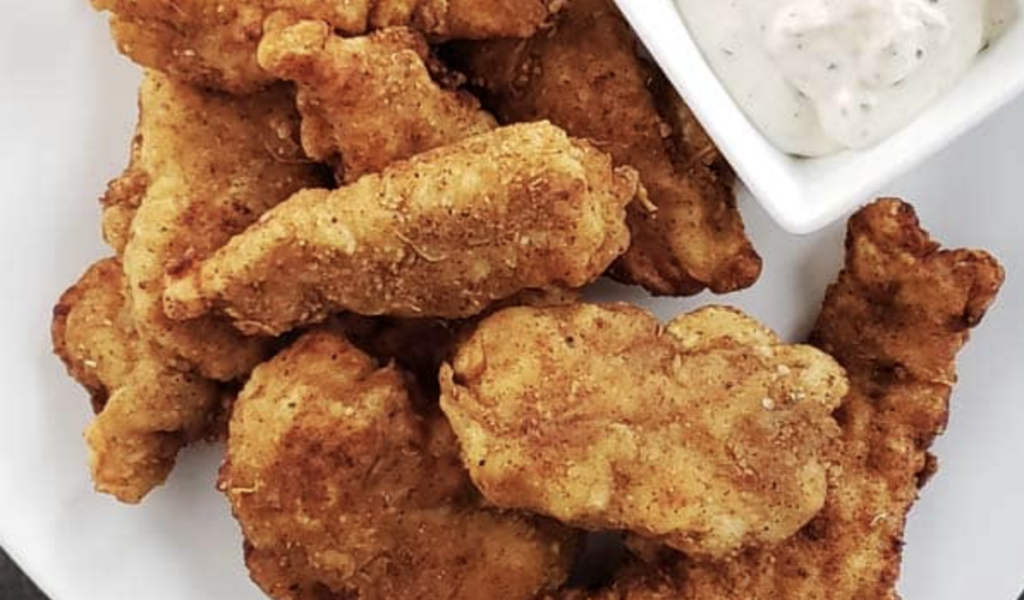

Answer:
[257,18,495,183]
[221,329,576,600]
[91,0,565,94]
[561,199,1004,599]
[121,72,325,381]
[448,0,761,296]
[163,122,637,335]
[52,259,218,504]
[441,304,848,559]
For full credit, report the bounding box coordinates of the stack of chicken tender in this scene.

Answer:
[52,1,1004,599]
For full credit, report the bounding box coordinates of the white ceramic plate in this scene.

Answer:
[1,3,1022,600]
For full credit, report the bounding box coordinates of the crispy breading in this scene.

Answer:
[162,122,637,335]
[51,259,218,504]
[560,199,1005,599]
[91,1,271,93]
[441,303,848,559]
[91,0,565,94]
[53,259,135,415]
[332,289,580,405]
[99,133,147,256]
[448,0,761,296]
[330,314,461,407]
[394,0,565,39]
[257,18,496,183]
[221,329,576,600]
[121,72,325,381]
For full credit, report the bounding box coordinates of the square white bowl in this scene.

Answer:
[614,0,1024,234]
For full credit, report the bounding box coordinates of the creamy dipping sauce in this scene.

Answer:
[675,0,1019,156]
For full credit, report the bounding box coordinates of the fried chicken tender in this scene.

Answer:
[563,199,1005,600]
[52,259,218,504]
[163,122,637,335]
[257,18,496,183]
[91,0,565,94]
[440,303,848,559]
[221,329,576,600]
[122,72,325,381]
[448,0,761,296]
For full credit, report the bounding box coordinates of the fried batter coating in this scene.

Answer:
[564,199,1005,600]
[91,1,270,93]
[121,72,325,381]
[449,0,761,296]
[163,122,637,335]
[52,259,218,504]
[257,18,496,183]
[91,0,565,94]
[221,329,576,600]
[330,314,461,406]
[333,288,580,404]
[440,303,848,559]
[392,0,565,39]
[100,133,147,256]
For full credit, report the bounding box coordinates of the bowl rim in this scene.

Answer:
[613,0,1024,234]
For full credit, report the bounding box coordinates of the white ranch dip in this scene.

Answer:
[675,0,1018,156]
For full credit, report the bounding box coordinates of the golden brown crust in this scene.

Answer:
[330,288,581,405]
[163,122,637,334]
[222,329,577,600]
[257,18,496,183]
[100,133,148,256]
[404,0,565,39]
[91,0,565,94]
[565,199,1004,599]
[52,259,136,413]
[812,199,1005,384]
[448,0,761,296]
[94,1,273,94]
[121,72,326,381]
[51,259,219,504]
[331,314,462,406]
[441,303,847,559]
